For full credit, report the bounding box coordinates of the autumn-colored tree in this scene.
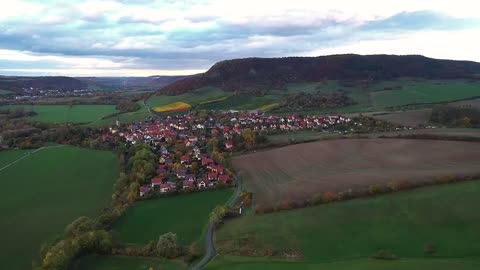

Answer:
[242,128,254,149]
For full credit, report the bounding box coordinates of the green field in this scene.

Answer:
[0,89,12,95]
[113,189,233,245]
[0,104,118,123]
[206,256,480,270]
[87,101,151,127]
[0,149,31,168]
[371,80,480,108]
[147,87,232,108]
[214,181,480,268]
[0,146,118,270]
[72,255,185,270]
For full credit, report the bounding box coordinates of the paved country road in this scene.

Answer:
[191,176,243,270]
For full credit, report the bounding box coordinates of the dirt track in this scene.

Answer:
[233,139,480,206]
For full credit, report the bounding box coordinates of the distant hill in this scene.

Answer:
[159,54,480,95]
[78,75,192,91]
[0,76,87,92]
[0,75,192,92]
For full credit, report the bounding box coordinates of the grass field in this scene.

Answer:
[0,104,118,123]
[213,181,480,268]
[369,109,432,127]
[207,256,480,270]
[147,87,232,109]
[232,139,480,206]
[0,146,118,270]
[0,149,31,168]
[371,80,480,109]
[87,101,151,127]
[112,189,233,245]
[72,255,186,270]
[152,101,192,113]
[0,89,12,95]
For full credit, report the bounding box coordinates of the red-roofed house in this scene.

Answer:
[160,183,174,193]
[183,181,195,189]
[225,140,233,151]
[151,177,163,188]
[208,172,218,180]
[218,174,230,183]
[140,185,151,197]
[180,155,191,164]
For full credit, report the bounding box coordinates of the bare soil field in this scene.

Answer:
[370,109,432,127]
[232,139,480,206]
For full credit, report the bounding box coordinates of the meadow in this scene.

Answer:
[112,189,233,245]
[0,146,118,270]
[368,109,432,127]
[232,139,480,207]
[146,87,232,109]
[213,181,480,269]
[0,89,12,95]
[86,101,151,127]
[0,104,118,123]
[71,255,185,270]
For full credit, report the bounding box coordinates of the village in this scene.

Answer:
[111,111,355,198]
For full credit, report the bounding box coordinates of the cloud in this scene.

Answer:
[0,0,479,76]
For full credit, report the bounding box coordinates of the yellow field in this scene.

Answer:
[152,102,192,113]
[257,103,280,112]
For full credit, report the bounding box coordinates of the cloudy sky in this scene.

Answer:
[0,0,479,76]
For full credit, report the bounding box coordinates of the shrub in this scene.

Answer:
[368,184,381,195]
[424,243,437,256]
[372,249,398,260]
[322,191,337,203]
[157,232,180,258]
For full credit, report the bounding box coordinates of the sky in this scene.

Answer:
[0,0,479,77]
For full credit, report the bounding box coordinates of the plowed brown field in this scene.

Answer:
[233,139,480,206]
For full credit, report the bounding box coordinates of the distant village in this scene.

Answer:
[110,111,355,198]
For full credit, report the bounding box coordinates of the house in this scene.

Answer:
[183,181,195,189]
[211,165,224,174]
[208,172,218,180]
[139,185,151,197]
[176,168,187,179]
[180,155,191,164]
[185,174,196,182]
[197,178,210,188]
[151,177,163,188]
[218,174,230,183]
[160,183,174,193]
[225,140,233,151]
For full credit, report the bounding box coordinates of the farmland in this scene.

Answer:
[72,255,185,270]
[370,80,480,109]
[368,109,432,127]
[112,189,233,245]
[232,139,480,207]
[0,146,118,270]
[213,181,480,269]
[0,104,118,123]
[147,87,231,109]
[152,101,192,113]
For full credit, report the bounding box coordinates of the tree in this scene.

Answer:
[242,128,254,149]
[209,205,227,224]
[157,232,179,258]
[127,183,140,203]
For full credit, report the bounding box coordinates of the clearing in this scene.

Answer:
[213,181,480,269]
[0,146,118,270]
[72,255,185,270]
[112,189,233,245]
[232,139,480,206]
[0,104,118,123]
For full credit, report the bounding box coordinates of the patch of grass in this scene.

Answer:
[112,189,233,245]
[153,101,192,113]
[72,255,185,270]
[0,146,119,270]
[216,181,480,262]
[371,80,480,109]
[0,104,118,123]
[147,87,231,108]
[206,255,480,270]
[257,103,281,112]
[0,89,12,95]
[0,149,31,168]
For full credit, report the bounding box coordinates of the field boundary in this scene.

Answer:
[0,145,64,172]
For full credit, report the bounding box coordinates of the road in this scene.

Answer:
[190,176,243,270]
